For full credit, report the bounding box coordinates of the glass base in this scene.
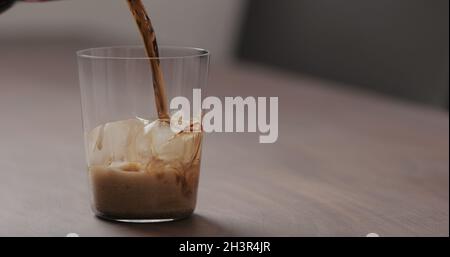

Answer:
[95,212,192,223]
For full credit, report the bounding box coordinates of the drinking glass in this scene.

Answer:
[77,46,210,222]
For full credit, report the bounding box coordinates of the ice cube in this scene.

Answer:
[143,119,175,154]
[87,119,146,165]
[143,119,202,165]
[159,131,202,165]
[87,118,202,168]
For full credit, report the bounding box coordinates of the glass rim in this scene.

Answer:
[76,45,210,60]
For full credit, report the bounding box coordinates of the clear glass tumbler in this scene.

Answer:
[77,46,210,222]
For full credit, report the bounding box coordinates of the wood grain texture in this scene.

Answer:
[0,57,448,236]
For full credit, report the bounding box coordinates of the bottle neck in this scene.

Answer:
[0,0,15,14]
[0,0,56,14]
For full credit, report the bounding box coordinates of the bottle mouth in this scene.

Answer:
[0,0,15,14]
[77,45,210,60]
[1,0,60,14]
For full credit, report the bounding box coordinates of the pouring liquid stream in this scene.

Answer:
[126,0,170,120]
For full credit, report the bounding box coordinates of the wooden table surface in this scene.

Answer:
[0,55,448,236]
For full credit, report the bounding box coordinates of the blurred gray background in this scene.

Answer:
[238,0,449,109]
[0,0,449,109]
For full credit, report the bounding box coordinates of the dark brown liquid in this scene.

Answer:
[126,0,170,120]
